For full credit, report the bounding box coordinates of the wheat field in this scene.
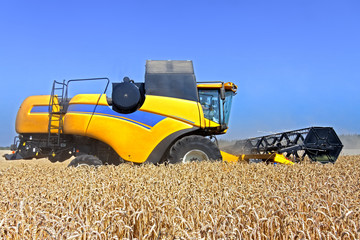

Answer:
[0,152,359,239]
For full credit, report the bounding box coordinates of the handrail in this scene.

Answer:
[64,77,110,99]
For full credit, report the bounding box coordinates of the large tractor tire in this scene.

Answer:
[167,135,222,164]
[68,155,103,167]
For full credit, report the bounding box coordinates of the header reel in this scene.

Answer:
[235,127,343,163]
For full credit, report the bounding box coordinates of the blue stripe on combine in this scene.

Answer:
[97,114,151,129]
[170,115,195,124]
[67,104,166,128]
[30,105,49,113]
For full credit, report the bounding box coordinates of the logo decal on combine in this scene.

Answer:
[67,104,166,130]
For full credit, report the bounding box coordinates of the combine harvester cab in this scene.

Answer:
[5,60,240,166]
[233,127,343,164]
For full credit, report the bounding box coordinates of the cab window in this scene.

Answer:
[198,89,220,123]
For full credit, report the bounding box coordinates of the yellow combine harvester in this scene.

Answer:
[5,60,294,166]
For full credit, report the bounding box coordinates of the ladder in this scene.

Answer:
[47,80,67,147]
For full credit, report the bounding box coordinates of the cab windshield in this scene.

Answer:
[199,89,220,123]
[199,89,234,127]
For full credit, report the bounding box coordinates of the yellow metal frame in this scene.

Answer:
[221,151,294,165]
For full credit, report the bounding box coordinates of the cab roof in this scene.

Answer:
[197,82,238,93]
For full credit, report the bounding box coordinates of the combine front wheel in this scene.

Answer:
[168,135,222,164]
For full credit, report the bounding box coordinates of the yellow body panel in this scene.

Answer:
[63,94,109,136]
[140,95,201,126]
[63,114,92,136]
[15,95,60,134]
[86,115,193,162]
[69,94,107,105]
[61,94,200,163]
[16,93,201,163]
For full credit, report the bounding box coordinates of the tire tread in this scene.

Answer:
[168,135,222,164]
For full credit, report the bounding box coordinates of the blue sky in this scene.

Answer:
[0,0,359,145]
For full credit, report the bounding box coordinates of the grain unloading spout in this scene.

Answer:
[233,127,343,163]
